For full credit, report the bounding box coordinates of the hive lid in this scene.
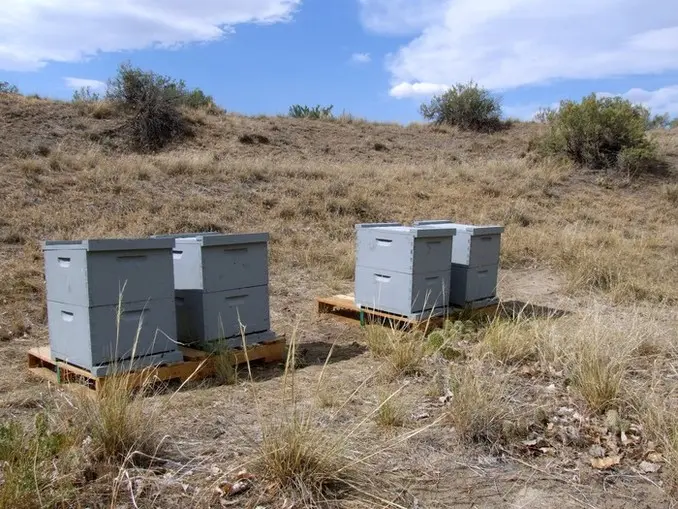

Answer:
[354,222,403,230]
[356,223,456,238]
[414,220,504,236]
[42,238,175,252]
[174,232,269,247]
[152,232,223,239]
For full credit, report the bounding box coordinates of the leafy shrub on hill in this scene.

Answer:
[289,104,334,119]
[419,81,504,132]
[72,86,101,103]
[538,94,663,175]
[105,63,214,150]
[0,81,19,94]
[646,112,672,130]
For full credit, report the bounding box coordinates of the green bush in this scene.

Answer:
[616,146,663,177]
[106,63,214,109]
[72,86,101,103]
[646,112,671,130]
[0,81,19,94]
[419,81,503,132]
[288,104,334,119]
[105,63,211,150]
[538,94,661,173]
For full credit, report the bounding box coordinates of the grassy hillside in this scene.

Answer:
[0,93,677,508]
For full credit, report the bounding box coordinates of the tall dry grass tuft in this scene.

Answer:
[65,290,197,467]
[252,332,374,505]
[374,390,406,428]
[477,315,545,365]
[76,373,164,465]
[447,361,526,446]
[248,330,435,507]
[257,412,360,504]
[363,323,427,379]
[557,310,647,414]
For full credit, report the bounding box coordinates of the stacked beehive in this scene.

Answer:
[353,223,457,318]
[160,232,275,348]
[42,238,183,376]
[414,220,504,308]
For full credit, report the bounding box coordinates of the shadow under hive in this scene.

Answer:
[155,232,275,347]
[413,220,504,308]
[42,238,183,377]
[353,222,456,319]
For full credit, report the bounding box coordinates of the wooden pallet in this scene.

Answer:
[27,337,286,394]
[316,294,498,332]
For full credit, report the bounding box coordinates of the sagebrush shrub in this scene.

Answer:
[72,86,101,103]
[0,81,19,94]
[419,81,503,132]
[538,94,661,173]
[288,104,334,119]
[106,63,214,150]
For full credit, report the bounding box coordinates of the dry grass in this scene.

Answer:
[543,309,652,414]
[664,183,678,205]
[374,390,406,428]
[253,332,362,505]
[477,315,544,365]
[0,413,75,509]
[0,95,677,507]
[363,324,427,379]
[251,334,411,507]
[257,413,360,505]
[211,345,238,386]
[635,386,678,493]
[447,361,526,445]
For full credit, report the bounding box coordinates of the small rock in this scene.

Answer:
[620,431,630,446]
[558,425,581,446]
[605,409,621,434]
[412,412,430,420]
[647,452,663,463]
[589,445,606,458]
[640,461,661,473]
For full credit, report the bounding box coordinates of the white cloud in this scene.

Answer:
[0,0,301,71]
[350,52,371,64]
[600,85,678,116]
[359,0,678,91]
[64,77,106,90]
[389,81,449,98]
[358,0,450,35]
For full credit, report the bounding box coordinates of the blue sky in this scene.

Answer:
[2,0,678,123]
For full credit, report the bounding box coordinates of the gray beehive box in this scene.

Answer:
[154,233,269,291]
[354,266,451,318]
[413,220,504,306]
[47,298,182,376]
[42,238,182,376]
[43,238,176,306]
[355,223,455,274]
[448,264,500,307]
[412,221,504,267]
[175,286,272,346]
[354,223,455,317]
